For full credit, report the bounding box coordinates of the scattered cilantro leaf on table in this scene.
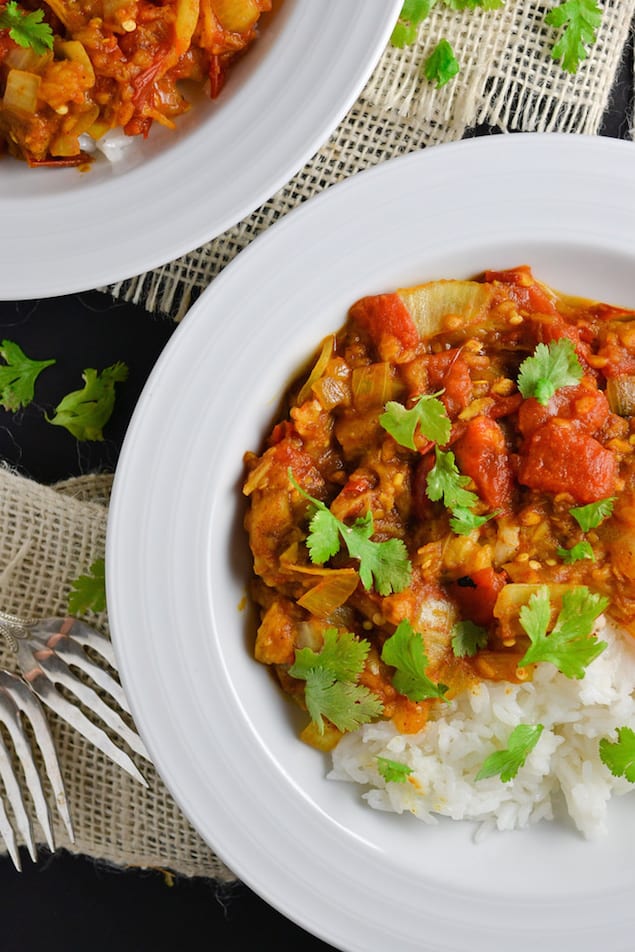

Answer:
[599,727,635,783]
[476,724,544,782]
[377,756,413,783]
[380,391,451,450]
[289,628,383,734]
[391,0,436,47]
[423,39,460,88]
[557,541,595,564]
[451,619,489,658]
[0,339,55,411]
[47,361,128,441]
[68,557,106,615]
[444,0,504,9]
[0,0,53,54]
[518,585,608,679]
[289,471,412,595]
[570,497,615,532]
[381,619,448,701]
[545,0,602,74]
[517,339,583,406]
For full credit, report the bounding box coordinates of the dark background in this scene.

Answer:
[0,36,632,952]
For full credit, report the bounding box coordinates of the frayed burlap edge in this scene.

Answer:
[0,466,235,881]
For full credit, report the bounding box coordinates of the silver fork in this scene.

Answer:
[0,610,148,870]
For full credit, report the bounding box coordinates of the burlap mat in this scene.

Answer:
[104,0,635,320]
[0,466,233,880]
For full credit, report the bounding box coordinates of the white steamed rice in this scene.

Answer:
[329,618,635,838]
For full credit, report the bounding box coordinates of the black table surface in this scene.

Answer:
[0,43,633,952]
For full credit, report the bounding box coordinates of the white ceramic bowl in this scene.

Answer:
[108,134,635,952]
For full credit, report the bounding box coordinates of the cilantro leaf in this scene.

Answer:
[476,724,544,782]
[47,362,128,441]
[0,1,53,55]
[288,628,383,734]
[570,497,615,532]
[518,585,608,679]
[545,0,602,74]
[557,541,594,564]
[67,557,106,615]
[289,471,412,596]
[381,619,448,701]
[377,756,413,783]
[0,339,55,411]
[422,39,460,88]
[380,392,451,450]
[451,619,489,658]
[291,628,369,683]
[517,339,583,406]
[599,727,635,783]
[390,0,436,47]
[449,506,499,536]
[426,447,478,510]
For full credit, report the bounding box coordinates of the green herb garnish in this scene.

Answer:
[377,756,414,784]
[289,471,412,596]
[0,339,55,411]
[289,628,383,734]
[47,362,128,441]
[570,497,615,532]
[380,391,451,449]
[451,619,489,658]
[517,339,583,406]
[476,724,544,782]
[518,585,608,679]
[545,0,602,74]
[557,541,595,564]
[599,727,635,783]
[422,38,460,88]
[68,557,106,615]
[381,619,448,701]
[0,0,53,54]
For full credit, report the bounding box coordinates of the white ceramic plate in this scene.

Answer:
[1,0,399,300]
[108,134,635,952]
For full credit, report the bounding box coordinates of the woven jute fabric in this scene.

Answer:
[0,467,234,880]
[104,1,635,320]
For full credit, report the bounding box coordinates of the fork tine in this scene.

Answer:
[21,663,148,787]
[63,618,118,670]
[0,671,65,850]
[0,698,36,862]
[0,778,21,871]
[42,632,133,718]
[30,648,148,762]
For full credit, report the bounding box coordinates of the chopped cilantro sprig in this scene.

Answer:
[518,585,608,679]
[381,618,448,701]
[545,0,602,74]
[517,338,583,406]
[380,391,451,450]
[451,619,488,658]
[0,1,53,55]
[476,724,544,782]
[288,628,383,734]
[599,727,635,783]
[423,39,460,88]
[570,497,615,532]
[68,557,106,615]
[47,361,128,441]
[377,756,413,783]
[289,470,412,596]
[0,339,55,411]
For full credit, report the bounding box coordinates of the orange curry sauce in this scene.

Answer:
[243,267,635,747]
[0,0,270,165]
